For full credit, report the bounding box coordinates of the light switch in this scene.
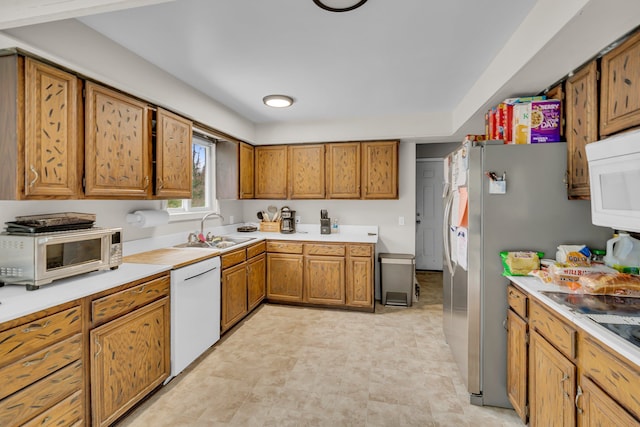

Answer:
[399,216,405,226]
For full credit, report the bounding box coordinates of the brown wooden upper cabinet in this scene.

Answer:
[565,60,599,200]
[239,142,255,199]
[155,108,192,199]
[361,140,399,199]
[0,55,82,199]
[255,145,288,199]
[84,81,152,198]
[326,142,361,199]
[288,144,325,199]
[600,30,640,136]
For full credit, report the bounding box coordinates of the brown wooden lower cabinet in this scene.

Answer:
[222,261,248,331]
[90,296,170,427]
[247,253,267,311]
[305,255,345,305]
[221,242,266,333]
[577,375,640,426]
[267,241,374,311]
[508,282,640,427]
[0,302,84,427]
[529,329,576,427]
[267,253,304,302]
[506,309,528,423]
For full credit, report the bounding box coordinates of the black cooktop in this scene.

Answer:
[540,291,640,315]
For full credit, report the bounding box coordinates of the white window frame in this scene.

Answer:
[165,129,218,222]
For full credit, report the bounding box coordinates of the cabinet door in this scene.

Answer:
[578,375,640,427]
[267,253,303,302]
[155,108,192,199]
[24,58,81,198]
[529,330,576,427]
[221,262,248,332]
[90,297,170,427]
[565,60,598,200]
[304,255,345,305]
[247,253,266,311]
[84,82,151,198]
[288,144,325,199]
[346,256,373,308]
[239,142,254,199]
[507,309,528,424]
[326,142,360,199]
[600,30,640,136]
[255,145,287,199]
[361,140,399,199]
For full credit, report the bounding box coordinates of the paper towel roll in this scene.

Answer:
[126,210,170,228]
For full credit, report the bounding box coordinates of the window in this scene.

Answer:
[167,131,217,215]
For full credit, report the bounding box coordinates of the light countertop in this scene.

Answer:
[509,276,640,366]
[0,263,171,324]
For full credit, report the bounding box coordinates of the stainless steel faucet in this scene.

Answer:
[200,212,224,238]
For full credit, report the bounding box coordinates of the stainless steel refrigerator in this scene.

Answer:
[442,141,610,407]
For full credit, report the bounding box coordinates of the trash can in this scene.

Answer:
[379,253,416,307]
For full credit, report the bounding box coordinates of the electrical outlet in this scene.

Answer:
[229,215,234,224]
[295,216,301,224]
[399,216,405,226]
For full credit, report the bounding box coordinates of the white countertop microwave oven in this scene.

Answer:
[586,129,640,233]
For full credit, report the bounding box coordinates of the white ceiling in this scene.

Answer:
[76,0,536,124]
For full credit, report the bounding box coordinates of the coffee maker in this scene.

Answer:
[280,207,296,234]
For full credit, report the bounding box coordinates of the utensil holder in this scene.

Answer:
[259,221,281,232]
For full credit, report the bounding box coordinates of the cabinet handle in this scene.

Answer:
[134,285,146,294]
[28,165,39,187]
[157,179,164,190]
[143,176,150,189]
[503,318,508,331]
[95,339,102,358]
[560,373,569,383]
[22,320,50,333]
[22,351,50,367]
[575,385,583,414]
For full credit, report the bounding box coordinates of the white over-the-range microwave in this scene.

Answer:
[586,128,640,233]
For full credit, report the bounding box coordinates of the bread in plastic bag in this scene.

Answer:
[579,272,640,296]
[501,251,543,276]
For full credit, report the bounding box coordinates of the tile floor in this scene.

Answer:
[117,271,522,426]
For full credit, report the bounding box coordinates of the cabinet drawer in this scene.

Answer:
[0,360,83,427]
[349,244,372,257]
[92,275,170,326]
[21,389,83,427]
[221,248,247,269]
[267,241,303,254]
[0,333,82,400]
[246,240,266,259]
[581,336,640,419]
[305,243,346,256]
[530,300,576,359]
[0,306,82,366]
[507,285,528,318]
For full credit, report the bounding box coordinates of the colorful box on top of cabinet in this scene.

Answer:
[512,100,561,144]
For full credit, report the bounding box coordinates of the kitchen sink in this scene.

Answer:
[174,236,256,250]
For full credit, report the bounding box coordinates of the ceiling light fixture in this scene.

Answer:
[263,95,294,108]
[313,0,368,12]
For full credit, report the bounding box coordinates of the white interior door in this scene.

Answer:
[416,159,444,270]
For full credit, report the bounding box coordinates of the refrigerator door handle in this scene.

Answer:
[443,189,456,275]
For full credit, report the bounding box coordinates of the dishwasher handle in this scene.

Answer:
[184,266,218,281]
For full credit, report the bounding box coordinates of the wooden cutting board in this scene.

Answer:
[124,247,220,269]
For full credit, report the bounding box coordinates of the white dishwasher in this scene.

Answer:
[169,256,221,380]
